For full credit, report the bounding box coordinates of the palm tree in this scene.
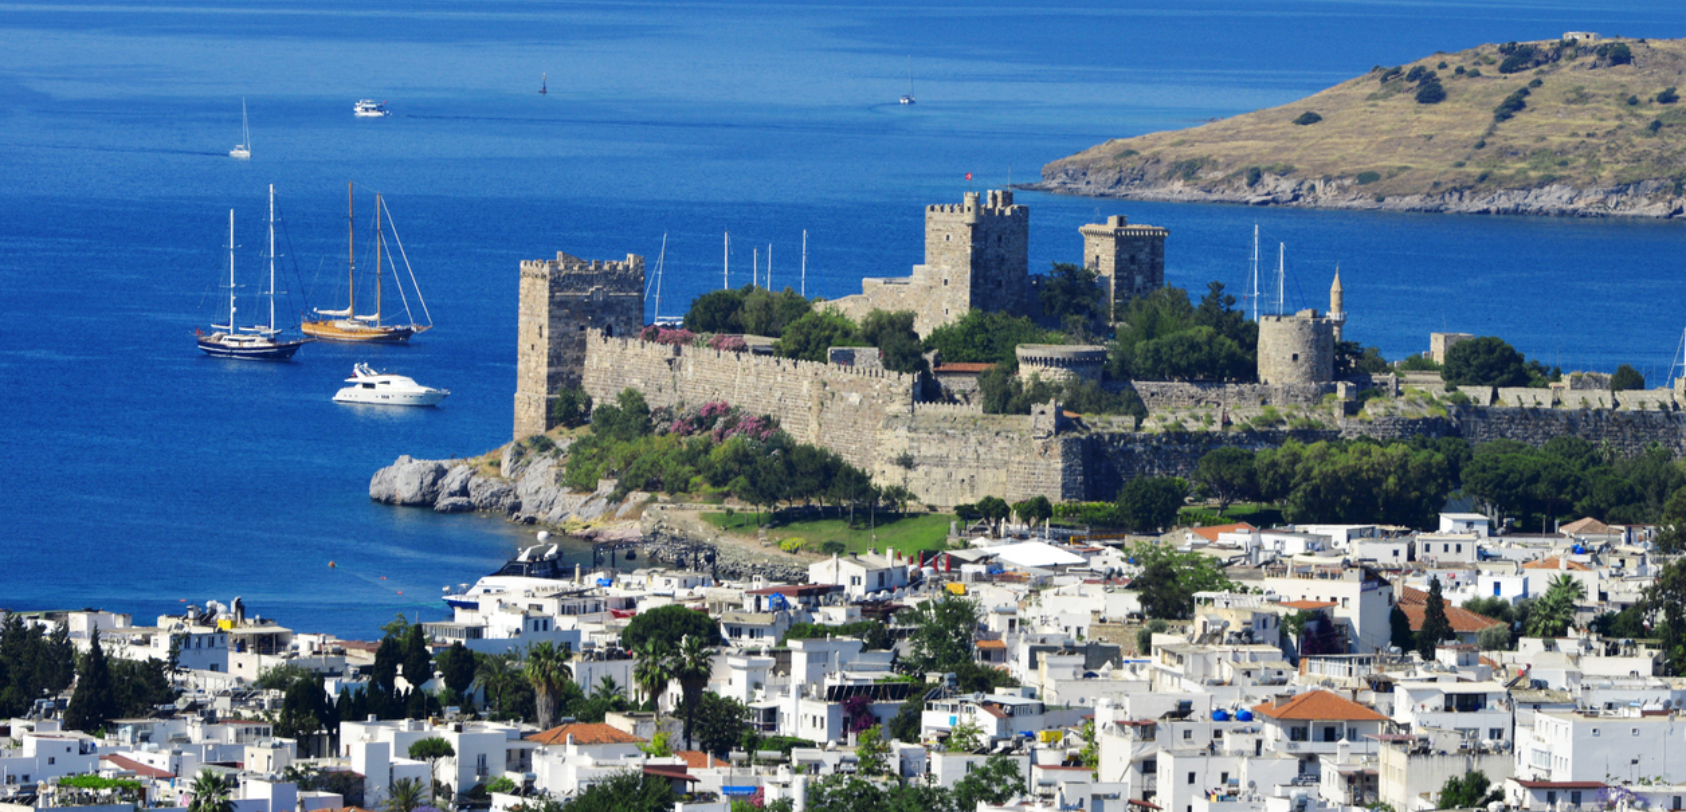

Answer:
[186,770,235,812]
[1528,573,1588,638]
[595,674,622,700]
[382,777,427,812]
[633,639,674,719]
[523,641,572,729]
[473,652,519,719]
[672,634,718,750]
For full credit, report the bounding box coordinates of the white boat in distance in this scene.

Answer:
[333,363,448,406]
[353,99,390,117]
[230,98,251,159]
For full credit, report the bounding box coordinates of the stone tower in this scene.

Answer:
[1329,267,1345,342]
[1079,214,1168,322]
[924,189,1029,317]
[1257,309,1337,385]
[514,251,645,440]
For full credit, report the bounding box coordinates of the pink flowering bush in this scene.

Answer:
[708,334,749,352]
[657,400,778,443]
[638,325,696,346]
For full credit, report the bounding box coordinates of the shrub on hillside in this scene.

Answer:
[1660,87,1680,104]
[1415,80,1446,104]
[1292,111,1322,125]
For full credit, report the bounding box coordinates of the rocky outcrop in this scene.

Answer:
[368,443,647,525]
[369,456,451,506]
[1029,170,1686,219]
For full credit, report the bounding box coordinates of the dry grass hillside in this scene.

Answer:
[1037,37,1686,217]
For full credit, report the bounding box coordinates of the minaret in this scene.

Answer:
[1329,266,1345,342]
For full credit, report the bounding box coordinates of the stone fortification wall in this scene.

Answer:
[1257,310,1336,385]
[1129,381,1336,411]
[578,332,916,471]
[1017,344,1106,385]
[1079,215,1167,321]
[515,252,645,439]
[1451,406,1686,457]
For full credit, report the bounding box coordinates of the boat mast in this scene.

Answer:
[1250,224,1259,322]
[653,233,667,323]
[227,209,237,331]
[268,183,276,333]
[347,182,355,321]
[767,243,772,290]
[723,231,729,290]
[375,194,383,327]
[801,230,807,297]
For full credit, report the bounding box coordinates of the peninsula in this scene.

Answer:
[1035,34,1686,217]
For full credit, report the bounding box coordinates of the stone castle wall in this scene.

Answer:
[1128,381,1336,411]
[1079,215,1167,321]
[1450,406,1686,457]
[1257,310,1336,385]
[577,333,917,472]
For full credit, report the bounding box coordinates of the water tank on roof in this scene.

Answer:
[1236,710,1254,722]
[1573,544,1586,555]
[1213,709,1230,721]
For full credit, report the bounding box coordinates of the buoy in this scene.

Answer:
[328,561,336,568]
[396,590,403,595]
[380,576,386,580]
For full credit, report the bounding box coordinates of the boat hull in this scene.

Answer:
[333,387,447,406]
[196,335,308,360]
[301,320,424,343]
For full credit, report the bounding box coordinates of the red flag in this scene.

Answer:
[965,172,972,180]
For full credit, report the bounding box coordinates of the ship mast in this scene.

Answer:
[1250,224,1259,322]
[801,230,807,297]
[268,184,276,334]
[226,209,236,331]
[723,231,729,290]
[653,233,668,323]
[347,182,355,320]
[375,194,383,327]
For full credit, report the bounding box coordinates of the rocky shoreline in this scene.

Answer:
[367,444,808,583]
[1030,170,1686,219]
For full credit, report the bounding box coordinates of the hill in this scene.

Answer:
[1035,37,1686,217]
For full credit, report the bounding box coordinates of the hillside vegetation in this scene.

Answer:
[1038,37,1686,217]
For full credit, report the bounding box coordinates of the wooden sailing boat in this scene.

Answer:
[300,182,434,343]
[197,186,311,360]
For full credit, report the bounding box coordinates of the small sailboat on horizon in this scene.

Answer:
[300,182,434,343]
[540,72,547,95]
[229,98,251,159]
[197,185,311,360]
[900,56,915,105]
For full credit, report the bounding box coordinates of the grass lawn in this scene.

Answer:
[701,510,955,556]
[1178,502,1283,528]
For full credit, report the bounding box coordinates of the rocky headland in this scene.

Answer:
[1034,37,1686,218]
[367,440,809,582]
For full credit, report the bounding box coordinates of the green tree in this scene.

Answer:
[1644,559,1686,672]
[1193,447,1258,512]
[1476,624,1512,651]
[550,385,593,429]
[1417,577,1455,659]
[639,730,675,758]
[1014,495,1053,528]
[951,754,1028,810]
[945,719,984,752]
[1389,606,1415,652]
[1128,543,1234,620]
[692,691,750,757]
[1526,574,1586,638]
[401,623,433,690]
[1116,476,1187,531]
[739,287,814,337]
[624,604,722,651]
[856,724,890,776]
[673,634,717,750]
[776,309,863,362]
[186,770,236,812]
[522,642,572,729]
[383,777,427,812]
[1255,439,1455,528]
[1610,364,1646,391]
[591,388,653,442]
[1437,770,1502,808]
[435,642,476,697]
[684,287,750,333]
[512,770,674,812]
[65,628,117,733]
[634,639,674,717]
[975,495,1011,533]
[858,310,927,374]
[408,738,455,804]
[923,310,1061,365]
[1442,336,1530,387]
[904,595,979,673]
[1039,262,1105,326]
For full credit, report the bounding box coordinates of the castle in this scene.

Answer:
[827,190,1168,335]
[511,195,1686,508]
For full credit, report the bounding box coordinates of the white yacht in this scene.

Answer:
[353,99,390,118]
[333,363,448,406]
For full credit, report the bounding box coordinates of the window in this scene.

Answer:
[1456,544,1463,553]
[1221,772,1230,784]
[1290,727,1308,741]
[1489,728,1504,740]
[1594,729,1602,737]
[1183,730,1193,740]
[47,758,53,765]
[1547,792,1557,805]
[1633,728,1640,736]
[1571,792,1583,805]
[1188,772,1197,785]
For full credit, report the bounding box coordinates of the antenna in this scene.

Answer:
[653,233,668,324]
[723,231,729,290]
[801,230,808,297]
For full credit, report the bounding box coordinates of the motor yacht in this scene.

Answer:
[332,363,448,406]
[353,99,390,117]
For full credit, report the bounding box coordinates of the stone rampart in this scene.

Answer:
[1450,406,1686,457]
[1129,381,1335,411]
[1495,387,1555,408]
[578,332,915,471]
[1620,390,1676,412]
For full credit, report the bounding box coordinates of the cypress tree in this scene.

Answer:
[65,628,117,732]
[1417,576,1455,659]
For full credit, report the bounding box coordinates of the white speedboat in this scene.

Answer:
[333,363,448,406]
[353,99,390,117]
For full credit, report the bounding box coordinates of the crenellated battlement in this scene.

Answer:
[584,331,918,386]
[911,401,985,416]
[514,250,646,440]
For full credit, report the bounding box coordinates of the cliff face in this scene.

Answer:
[1037,37,1686,218]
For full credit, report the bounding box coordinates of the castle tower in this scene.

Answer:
[1079,214,1168,322]
[921,189,1029,321]
[1329,266,1345,342]
[514,251,645,440]
[1257,309,1337,385]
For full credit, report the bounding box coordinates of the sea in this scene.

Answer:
[2,0,1684,638]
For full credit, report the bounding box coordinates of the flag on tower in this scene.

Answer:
[965,172,972,180]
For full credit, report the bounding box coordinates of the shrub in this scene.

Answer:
[1292,111,1322,125]
[1650,119,1663,134]
[1405,65,1428,83]
[1438,61,1449,69]
[1660,87,1680,104]
[1597,42,1633,66]
[1377,67,1402,84]
[1473,138,1486,149]
[1627,94,1641,106]
[1528,77,1543,88]
[779,538,805,553]
[1455,65,1466,75]
[1245,166,1263,187]
[1355,171,1382,185]
[1467,68,1482,77]
[820,540,846,555]
[1415,80,1446,104]
[550,386,593,429]
[1493,87,1530,121]
[1498,45,1538,74]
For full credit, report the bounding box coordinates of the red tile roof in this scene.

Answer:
[1399,603,1504,634]
[1252,690,1388,722]
[1281,600,1337,611]
[1190,523,1257,542]
[100,754,174,779]
[642,765,699,782]
[1524,557,1592,571]
[525,722,645,745]
[976,639,1007,649]
[1559,518,1613,535]
[673,751,711,770]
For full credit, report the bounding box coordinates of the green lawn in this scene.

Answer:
[1178,502,1283,528]
[700,510,955,556]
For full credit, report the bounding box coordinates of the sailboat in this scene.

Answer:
[540,73,547,95]
[197,186,311,360]
[899,57,915,105]
[300,182,434,343]
[229,99,251,160]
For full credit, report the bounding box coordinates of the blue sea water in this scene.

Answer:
[3,0,1684,637]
